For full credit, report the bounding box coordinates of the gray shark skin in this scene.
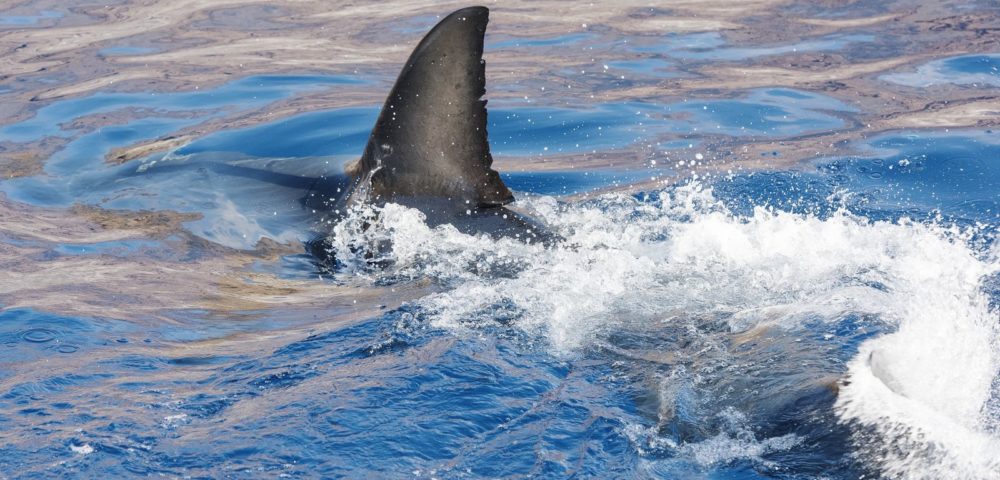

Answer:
[307,6,551,263]
[348,6,513,209]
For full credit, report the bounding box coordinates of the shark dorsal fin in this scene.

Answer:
[352,6,513,208]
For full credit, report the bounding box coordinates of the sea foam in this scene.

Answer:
[329,182,1000,478]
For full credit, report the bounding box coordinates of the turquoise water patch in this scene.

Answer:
[945,55,1000,76]
[0,10,62,26]
[881,54,1000,87]
[52,239,166,258]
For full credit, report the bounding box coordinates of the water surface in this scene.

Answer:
[1,3,999,479]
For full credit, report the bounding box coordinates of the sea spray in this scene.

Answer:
[329,181,1000,478]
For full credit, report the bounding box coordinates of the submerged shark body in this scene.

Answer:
[306,6,548,259]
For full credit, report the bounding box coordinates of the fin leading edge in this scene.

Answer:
[348,6,514,209]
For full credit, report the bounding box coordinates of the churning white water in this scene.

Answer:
[329,182,1000,479]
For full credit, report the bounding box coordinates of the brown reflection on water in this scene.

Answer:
[0,0,997,325]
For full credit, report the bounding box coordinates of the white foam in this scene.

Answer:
[70,443,93,455]
[330,182,1000,478]
[623,409,800,469]
[682,409,801,468]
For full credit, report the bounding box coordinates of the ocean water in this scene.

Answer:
[881,54,1000,88]
[2,13,1000,480]
[0,9,62,27]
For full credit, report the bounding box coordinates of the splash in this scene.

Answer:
[624,408,801,469]
[329,181,1000,477]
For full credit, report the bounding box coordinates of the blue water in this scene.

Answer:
[488,32,595,50]
[0,9,62,26]
[711,132,1000,222]
[0,302,875,477]
[820,133,1000,220]
[633,33,874,61]
[5,132,996,475]
[0,75,365,145]
[945,55,1000,77]
[881,53,1000,87]
[2,20,1000,480]
[178,107,378,158]
[605,59,679,79]
[0,81,850,249]
[503,170,663,196]
[487,29,872,64]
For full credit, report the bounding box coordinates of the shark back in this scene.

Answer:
[350,6,514,209]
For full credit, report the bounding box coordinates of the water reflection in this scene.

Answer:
[0,9,62,27]
[881,54,1000,87]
